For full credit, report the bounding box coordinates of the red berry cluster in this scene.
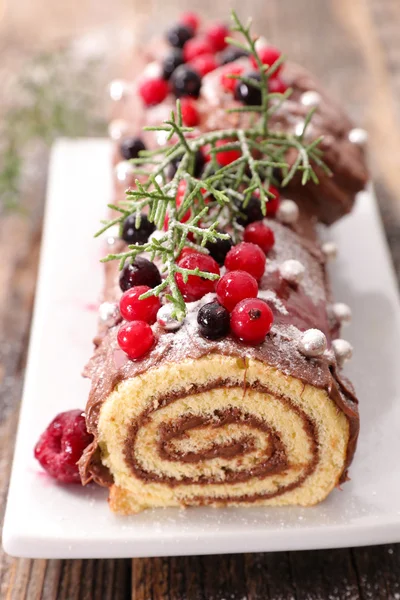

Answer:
[190,234,275,343]
[138,12,231,122]
[211,267,274,343]
[118,284,160,360]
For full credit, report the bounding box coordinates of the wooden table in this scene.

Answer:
[1,0,400,597]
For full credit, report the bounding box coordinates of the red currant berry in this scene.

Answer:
[176,252,220,301]
[244,222,275,253]
[119,285,161,324]
[183,37,214,62]
[225,242,266,281]
[177,247,198,261]
[181,11,200,33]
[220,65,244,93]
[251,46,283,77]
[206,23,229,52]
[254,186,280,216]
[190,53,218,77]
[267,185,281,215]
[216,270,258,312]
[268,78,288,94]
[34,410,93,484]
[117,320,154,359]
[138,78,169,106]
[231,298,274,344]
[164,180,192,230]
[180,98,200,126]
[215,139,241,166]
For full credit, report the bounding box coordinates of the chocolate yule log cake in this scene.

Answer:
[34,11,367,513]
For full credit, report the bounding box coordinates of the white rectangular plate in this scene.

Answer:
[3,139,400,559]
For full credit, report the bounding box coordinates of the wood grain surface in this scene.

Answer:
[1,0,400,598]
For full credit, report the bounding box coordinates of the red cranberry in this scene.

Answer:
[177,247,198,261]
[216,270,258,312]
[190,53,218,77]
[34,410,93,484]
[176,252,220,301]
[221,65,244,93]
[267,186,281,215]
[251,46,283,77]
[180,98,200,126]
[181,11,200,33]
[164,180,192,230]
[119,257,162,292]
[119,285,161,324]
[138,78,169,106]
[244,222,275,253]
[254,186,280,216]
[231,298,274,344]
[117,320,154,359]
[225,242,266,281]
[215,139,241,166]
[183,37,214,62]
[206,23,229,52]
[269,78,288,94]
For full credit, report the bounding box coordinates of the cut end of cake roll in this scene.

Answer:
[92,355,353,514]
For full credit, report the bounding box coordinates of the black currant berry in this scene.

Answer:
[234,72,262,105]
[120,136,146,160]
[162,48,184,80]
[197,302,230,340]
[167,149,205,180]
[171,65,202,98]
[166,24,194,49]
[220,46,249,65]
[236,195,264,226]
[122,214,156,245]
[119,256,162,292]
[205,234,233,266]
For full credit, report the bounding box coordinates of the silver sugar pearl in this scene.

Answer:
[294,121,306,137]
[157,304,184,331]
[115,160,134,183]
[331,302,352,325]
[299,329,327,358]
[108,79,132,101]
[99,301,119,322]
[332,338,353,367]
[105,225,120,246]
[276,199,299,225]
[300,90,321,107]
[348,128,368,145]
[156,130,170,146]
[279,259,305,285]
[322,241,337,260]
[254,36,269,51]
[108,119,129,141]
[149,229,166,244]
[143,61,163,79]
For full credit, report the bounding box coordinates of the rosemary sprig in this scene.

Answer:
[99,11,329,320]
